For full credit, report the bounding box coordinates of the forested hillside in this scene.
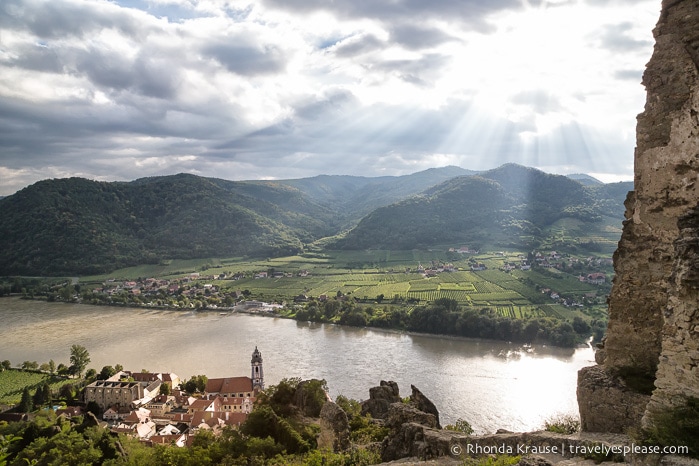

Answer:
[335,164,631,250]
[252,165,476,225]
[0,165,631,276]
[0,175,308,275]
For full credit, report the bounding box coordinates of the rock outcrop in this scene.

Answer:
[410,384,441,429]
[644,205,699,424]
[578,0,699,437]
[577,366,650,433]
[359,381,446,462]
[292,379,328,418]
[361,380,401,420]
[381,402,441,462]
[317,401,350,452]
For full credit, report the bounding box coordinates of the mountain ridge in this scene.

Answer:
[0,164,632,276]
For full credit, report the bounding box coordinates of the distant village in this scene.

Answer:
[53,347,266,448]
[73,246,610,311]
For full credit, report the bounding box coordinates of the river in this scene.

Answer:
[0,297,595,433]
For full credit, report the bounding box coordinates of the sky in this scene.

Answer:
[0,0,660,196]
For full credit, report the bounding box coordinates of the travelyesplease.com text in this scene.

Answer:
[449,442,689,457]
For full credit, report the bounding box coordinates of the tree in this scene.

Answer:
[48,359,56,374]
[86,401,101,418]
[21,360,39,370]
[44,383,53,407]
[32,384,50,408]
[20,387,33,412]
[160,383,171,396]
[59,384,75,402]
[57,363,69,376]
[98,365,116,381]
[1,360,11,371]
[183,375,208,394]
[445,418,474,435]
[69,344,90,378]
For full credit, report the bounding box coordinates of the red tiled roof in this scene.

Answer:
[205,376,253,395]
[191,411,247,428]
[162,412,193,423]
[130,372,160,383]
[161,373,177,382]
[188,398,216,411]
[216,396,256,405]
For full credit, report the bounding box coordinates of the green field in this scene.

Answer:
[77,248,612,323]
[0,370,74,405]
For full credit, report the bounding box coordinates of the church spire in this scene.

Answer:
[251,346,264,391]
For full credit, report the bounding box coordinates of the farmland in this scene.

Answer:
[0,369,73,405]
[79,247,613,324]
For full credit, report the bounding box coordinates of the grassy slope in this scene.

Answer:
[0,370,74,404]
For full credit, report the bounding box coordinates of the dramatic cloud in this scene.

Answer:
[0,0,660,195]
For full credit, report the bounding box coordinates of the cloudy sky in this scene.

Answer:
[0,0,659,195]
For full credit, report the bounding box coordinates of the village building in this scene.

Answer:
[149,431,187,448]
[103,347,264,444]
[55,406,83,419]
[145,395,176,417]
[84,381,144,411]
[203,347,264,413]
[585,273,607,285]
[190,411,248,434]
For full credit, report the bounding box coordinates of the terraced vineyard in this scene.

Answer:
[85,248,612,322]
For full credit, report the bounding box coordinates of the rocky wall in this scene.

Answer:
[579,0,699,433]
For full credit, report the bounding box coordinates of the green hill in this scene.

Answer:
[0,165,631,276]
[335,164,631,251]
[270,165,476,224]
[0,175,310,275]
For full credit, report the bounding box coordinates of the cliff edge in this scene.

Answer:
[577,0,699,444]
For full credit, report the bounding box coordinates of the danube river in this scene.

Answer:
[0,297,595,433]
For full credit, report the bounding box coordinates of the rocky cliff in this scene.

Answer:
[578,0,699,440]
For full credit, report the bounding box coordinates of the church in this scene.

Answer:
[203,346,265,412]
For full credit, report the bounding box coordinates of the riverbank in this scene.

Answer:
[10,293,594,350]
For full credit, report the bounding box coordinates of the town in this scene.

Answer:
[53,347,266,448]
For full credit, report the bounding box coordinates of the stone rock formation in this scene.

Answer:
[357,381,448,462]
[292,379,328,418]
[644,205,699,424]
[410,384,441,429]
[577,366,651,433]
[317,401,350,452]
[360,380,401,420]
[578,0,699,436]
[380,402,440,462]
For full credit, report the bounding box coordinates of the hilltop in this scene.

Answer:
[0,164,631,276]
[334,164,628,251]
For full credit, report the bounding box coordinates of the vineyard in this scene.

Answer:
[81,247,612,322]
[0,370,73,404]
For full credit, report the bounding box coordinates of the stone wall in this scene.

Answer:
[644,206,699,423]
[578,0,699,433]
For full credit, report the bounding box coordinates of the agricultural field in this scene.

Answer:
[0,370,73,405]
[78,247,613,323]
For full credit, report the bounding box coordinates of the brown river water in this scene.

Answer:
[0,297,595,433]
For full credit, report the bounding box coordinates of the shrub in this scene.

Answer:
[543,414,580,434]
[444,418,474,435]
[643,397,699,458]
